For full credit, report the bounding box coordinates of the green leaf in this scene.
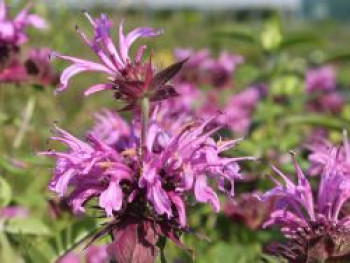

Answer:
[0,176,12,206]
[0,233,18,262]
[323,51,350,63]
[4,218,51,236]
[283,114,350,130]
[213,30,258,46]
[0,156,26,175]
[279,33,322,50]
[49,217,99,260]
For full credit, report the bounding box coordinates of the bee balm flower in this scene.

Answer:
[259,151,350,262]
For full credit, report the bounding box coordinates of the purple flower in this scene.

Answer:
[196,86,262,135]
[0,1,47,84]
[174,48,243,89]
[41,109,253,228]
[54,13,161,94]
[307,90,344,114]
[306,66,336,93]
[259,151,350,261]
[0,57,28,83]
[90,109,131,149]
[307,130,350,176]
[224,192,274,230]
[0,206,29,219]
[202,51,244,88]
[24,47,59,86]
[54,14,186,110]
[0,0,47,46]
[222,86,261,134]
[40,126,133,216]
[58,245,109,263]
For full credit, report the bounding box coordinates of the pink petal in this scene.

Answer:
[99,181,123,217]
[84,84,114,96]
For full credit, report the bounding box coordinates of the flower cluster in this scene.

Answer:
[174,48,244,89]
[43,110,251,227]
[306,65,344,114]
[44,12,256,262]
[43,108,252,261]
[0,0,58,86]
[170,48,263,135]
[258,151,350,262]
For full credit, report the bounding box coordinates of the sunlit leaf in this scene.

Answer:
[4,218,51,236]
[279,33,323,50]
[48,217,100,260]
[260,16,282,51]
[0,176,12,206]
[283,114,350,130]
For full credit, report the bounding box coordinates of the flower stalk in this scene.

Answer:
[140,96,150,160]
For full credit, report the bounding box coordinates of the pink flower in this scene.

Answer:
[306,66,336,93]
[58,246,108,263]
[307,130,350,176]
[55,13,186,110]
[24,47,59,86]
[41,109,253,228]
[202,51,244,88]
[90,109,131,149]
[174,48,243,88]
[0,1,47,84]
[259,151,350,262]
[0,0,47,46]
[0,206,29,219]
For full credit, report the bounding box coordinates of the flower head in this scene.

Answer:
[0,1,47,84]
[202,51,244,88]
[306,66,336,93]
[41,109,252,228]
[224,192,274,230]
[90,109,131,149]
[174,48,243,88]
[24,47,59,86]
[54,14,185,109]
[307,130,350,176]
[259,151,350,261]
[0,0,47,46]
[58,245,109,263]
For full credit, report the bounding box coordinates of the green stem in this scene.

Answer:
[13,96,36,149]
[139,97,150,161]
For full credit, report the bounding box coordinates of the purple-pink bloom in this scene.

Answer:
[24,47,59,86]
[0,1,47,84]
[41,108,252,228]
[196,86,262,135]
[202,51,244,88]
[259,151,350,261]
[58,245,109,263]
[174,48,243,89]
[222,86,261,134]
[306,66,336,93]
[0,206,29,219]
[0,57,28,83]
[54,13,162,95]
[90,109,131,149]
[307,130,350,176]
[0,0,47,46]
